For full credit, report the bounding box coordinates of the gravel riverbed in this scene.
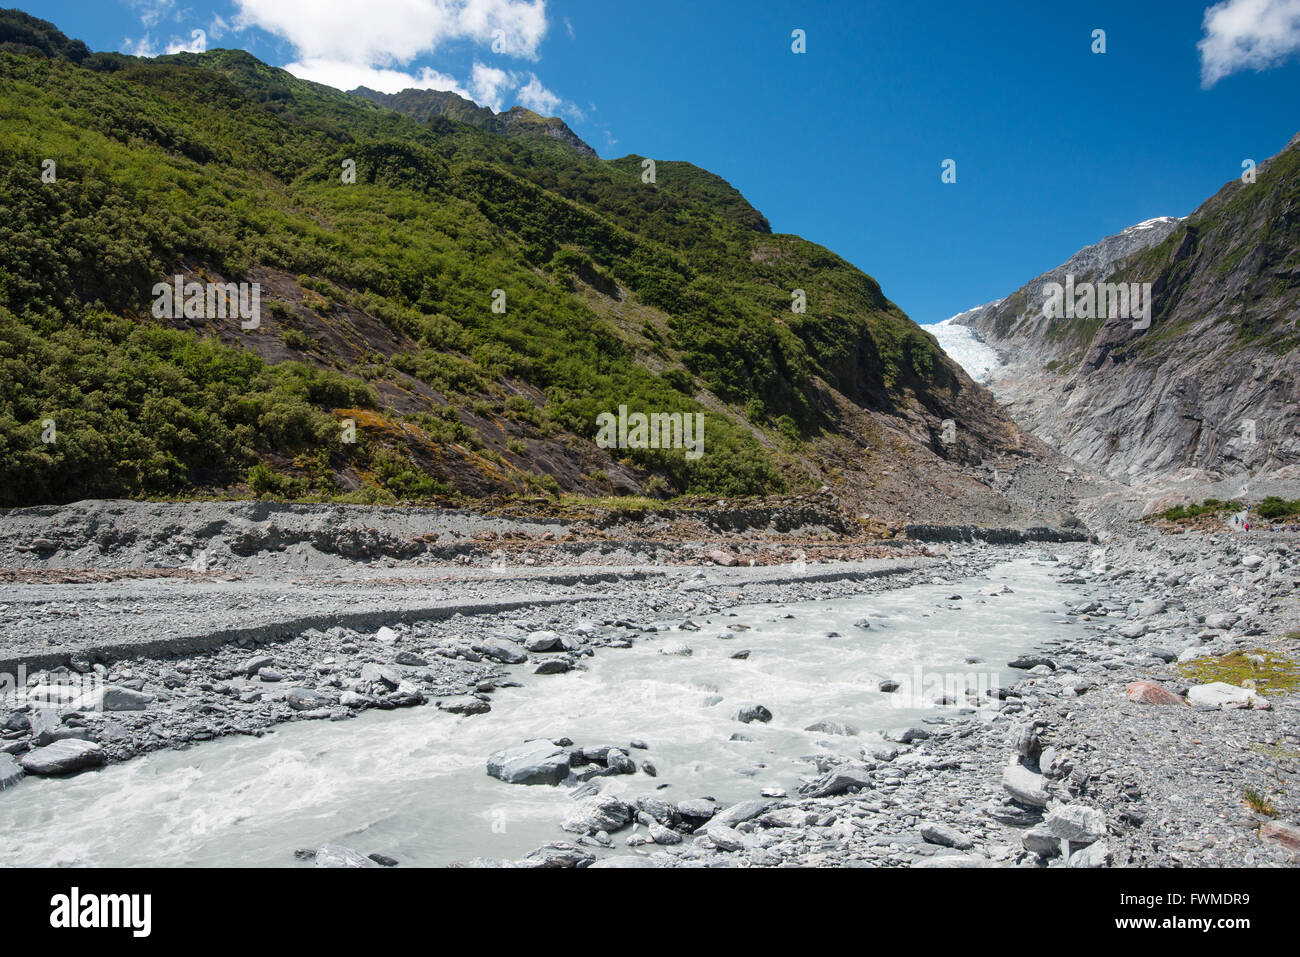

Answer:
[2,502,1298,869]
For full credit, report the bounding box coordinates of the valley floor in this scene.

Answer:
[0,500,1298,868]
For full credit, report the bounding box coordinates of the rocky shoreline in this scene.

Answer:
[2,508,1298,868]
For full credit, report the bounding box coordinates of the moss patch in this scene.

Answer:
[1178,649,1300,695]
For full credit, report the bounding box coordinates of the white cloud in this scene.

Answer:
[126,0,178,29]
[1199,0,1300,87]
[121,34,160,57]
[516,73,582,119]
[471,61,516,111]
[233,0,548,64]
[286,60,470,97]
[165,29,209,54]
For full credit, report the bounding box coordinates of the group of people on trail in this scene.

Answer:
[1231,504,1300,533]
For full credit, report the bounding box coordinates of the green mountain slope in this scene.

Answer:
[0,9,1036,519]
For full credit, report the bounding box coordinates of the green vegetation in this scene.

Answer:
[1178,649,1300,696]
[1255,496,1300,521]
[1157,498,1235,521]
[0,12,949,506]
[1242,787,1277,817]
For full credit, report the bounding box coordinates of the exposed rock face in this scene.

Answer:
[351,86,599,158]
[945,132,1300,483]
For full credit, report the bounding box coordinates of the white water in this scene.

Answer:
[0,558,1087,867]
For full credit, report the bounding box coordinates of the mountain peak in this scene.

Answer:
[350,86,597,158]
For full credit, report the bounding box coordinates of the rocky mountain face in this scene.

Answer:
[351,86,598,158]
[951,134,1300,484]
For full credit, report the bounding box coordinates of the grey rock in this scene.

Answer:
[0,753,24,791]
[20,739,106,776]
[705,823,747,851]
[285,688,332,711]
[1066,840,1111,868]
[650,823,682,844]
[1045,804,1107,844]
[1002,763,1050,807]
[102,687,154,711]
[314,844,379,868]
[709,800,772,829]
[735,704,772,724]
[562,794,632,835]
[920,822,974,850]
[242,654,274,676]
[520,841,595,868]
[805,719,859,736]
[799,765,873,798]
[486,740,571,785]
[473,637,528,664]
[438,695,491,715]
[1020,824,1060,856]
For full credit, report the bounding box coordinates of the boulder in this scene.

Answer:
[658,641,693,657]
[920,822,973,850]
[1187,682,1265,710]
[1045,804,1107,844]
[438,695,491,715]
[805,719,859,736]
[1020,824,1060,857]
[20,739,106,776]
[798,765,873,798]
[649,823,682,845]
[1002,763,1050,808]
[314,845,380,868]
[524,631,564,652]
[0,753,24,791]
[1260,821,1300,854]
[604,748,635,774]
[242,654,274,676]
[359,663,401,690]
[70,686,154,712]
[472,637,527,665]
[286,688,332,711]
[520,841,595,868]
[1066,840,1111,868]
[1125,681,1185,706]
[486,740,571,785]
[561,794,632,835]
[705,823,747,851]
[735,704,772,724]
[675,798,720,825]
[1008,655,1055,670]
[708,800,772,829]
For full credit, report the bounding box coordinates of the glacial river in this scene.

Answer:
[0,557,1088,866]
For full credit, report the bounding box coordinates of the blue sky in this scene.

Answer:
[21,0,1300,324]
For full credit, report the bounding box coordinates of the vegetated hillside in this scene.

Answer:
[351,86,598,158]
[955,135,1300,483]
[0,9,1049,524]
